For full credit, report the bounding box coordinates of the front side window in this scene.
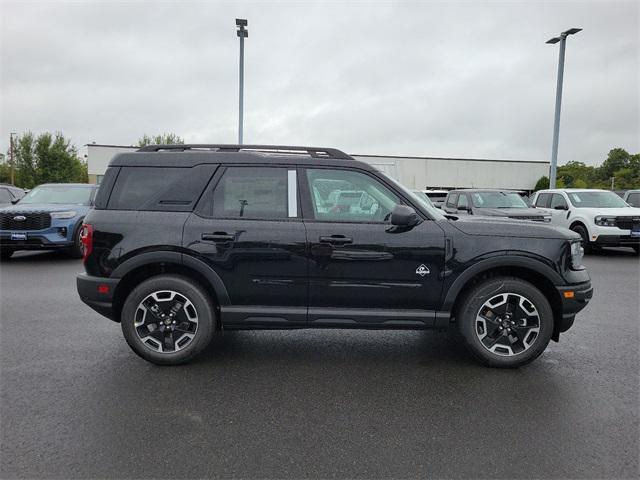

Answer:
[212,167,291,219]
[626,192,640,207]
[550,194,568,209]
[446,193,459,208]
[0,189,12,203]
[305,168,400,223]
[567,191,629,208]
[19,185,93,205]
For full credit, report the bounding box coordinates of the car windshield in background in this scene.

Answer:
[19,186,93,205]
[471,192,528,209]
[567,191,629,208]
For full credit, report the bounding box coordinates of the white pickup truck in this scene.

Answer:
[531,189,640,253]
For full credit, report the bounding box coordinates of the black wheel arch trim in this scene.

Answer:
[110,250,231,306]
[441,254,565,313]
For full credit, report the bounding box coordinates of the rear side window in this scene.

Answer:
[535,193,551,208]
[211,167,289,219]
[107,165,217,211]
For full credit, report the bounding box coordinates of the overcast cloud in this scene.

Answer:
[0,0,638,165]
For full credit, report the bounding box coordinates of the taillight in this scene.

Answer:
[80,224,93,263]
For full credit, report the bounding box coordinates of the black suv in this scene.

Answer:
[77,145,593,367]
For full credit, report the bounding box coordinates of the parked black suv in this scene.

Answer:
[77,145,593,367]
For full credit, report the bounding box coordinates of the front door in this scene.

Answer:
[183,166,307,326]
[300,167,445,327]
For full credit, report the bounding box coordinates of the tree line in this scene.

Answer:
[0,132,184,189]
[534,148,640,191]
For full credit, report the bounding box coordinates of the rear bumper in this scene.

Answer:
[77,273,120,322]
[555,280,593,333]
[593,234,640,248]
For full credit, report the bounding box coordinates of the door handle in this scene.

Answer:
[319,235,353,245]
[202,232,235,242]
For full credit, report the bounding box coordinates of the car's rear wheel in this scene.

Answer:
[457,277,554,368]
[0,247,14,260]
[121,275,215,365]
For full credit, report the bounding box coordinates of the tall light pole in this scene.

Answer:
[9,132,17,185]
[236,18,248,145]
[546,27,582,188]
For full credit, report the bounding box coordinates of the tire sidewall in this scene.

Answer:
[571,224,593,254]
[121,275,215,365]
[458,277,554,368]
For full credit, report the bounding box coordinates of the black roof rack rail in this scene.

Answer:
[136,144,354,160]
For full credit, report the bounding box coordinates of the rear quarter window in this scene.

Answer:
[106,165,218,211]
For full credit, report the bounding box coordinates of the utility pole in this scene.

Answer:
[236,19,248,145]
[546,28,582,188]
[9,132,17,185]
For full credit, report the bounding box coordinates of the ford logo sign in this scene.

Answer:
[13,215,27,222]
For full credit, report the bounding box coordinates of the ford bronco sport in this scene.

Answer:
[77,145,593,367]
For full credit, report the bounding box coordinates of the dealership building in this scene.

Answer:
[85,144,549,192]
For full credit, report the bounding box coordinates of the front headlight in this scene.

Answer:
[570,240,584,269]
[594,216,616,227]
[50,210,77,219]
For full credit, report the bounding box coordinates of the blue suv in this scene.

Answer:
[0,183,98,260]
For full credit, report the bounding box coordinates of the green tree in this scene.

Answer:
[599,148,631,180]
[534,176,549,191]
[137,133,184,147]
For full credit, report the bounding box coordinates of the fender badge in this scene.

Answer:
[416,264,430,277]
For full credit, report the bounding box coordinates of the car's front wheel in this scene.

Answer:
[65,223,84,259]
[121,275,216,365]
[457,277,554,368]
[571,224,597,254]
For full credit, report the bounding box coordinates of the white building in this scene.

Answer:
[86,144,549,192]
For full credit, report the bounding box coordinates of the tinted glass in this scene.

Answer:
[567,191,629,208]
[550,194,568,209]
[470,191,528,208]
[19,186,93,205]
[0,189,12,203]
[535,193,551,208]
[457,194,469,209]
[212,167,288,219]
[107,165,216,211]
[446,193,458,207]
[306,168,400,222]
[627,192,640,207]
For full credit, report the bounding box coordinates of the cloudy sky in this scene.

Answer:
[0,0,638,165]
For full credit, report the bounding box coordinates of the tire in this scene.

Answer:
[0,248,14,261]
[457,277,554,368]
[65,222,84,259]
[121,275,216,365]
[571,224,596,254]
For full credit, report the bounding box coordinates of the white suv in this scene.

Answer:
[531,189,640,253]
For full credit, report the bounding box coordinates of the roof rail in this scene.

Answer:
[136,144,354,160]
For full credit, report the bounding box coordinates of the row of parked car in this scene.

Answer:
[412,188,640,253]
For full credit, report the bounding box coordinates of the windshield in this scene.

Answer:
[471,191,528,209]
[19,186,93,205]
[567,191,629,208]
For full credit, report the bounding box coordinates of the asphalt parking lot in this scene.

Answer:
[1,249,638,479]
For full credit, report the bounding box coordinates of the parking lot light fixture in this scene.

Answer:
[547,27,582,189]
[236,18,248,145]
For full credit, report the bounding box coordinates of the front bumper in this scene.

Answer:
[77,273,120,321]
[0,221,79,250]
[593,234,640,248]
[555,280,593,334]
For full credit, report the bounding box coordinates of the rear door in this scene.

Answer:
[300,166,445,327]
[183,165,308,326]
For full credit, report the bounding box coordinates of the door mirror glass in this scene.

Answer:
[391,205,420,227]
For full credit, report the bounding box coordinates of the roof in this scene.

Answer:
[353,153,549,164]
[451,188,528,193]
[536,188,610,193]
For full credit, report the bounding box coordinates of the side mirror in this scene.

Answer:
[391,205,420,227]
[11,198,20,205]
